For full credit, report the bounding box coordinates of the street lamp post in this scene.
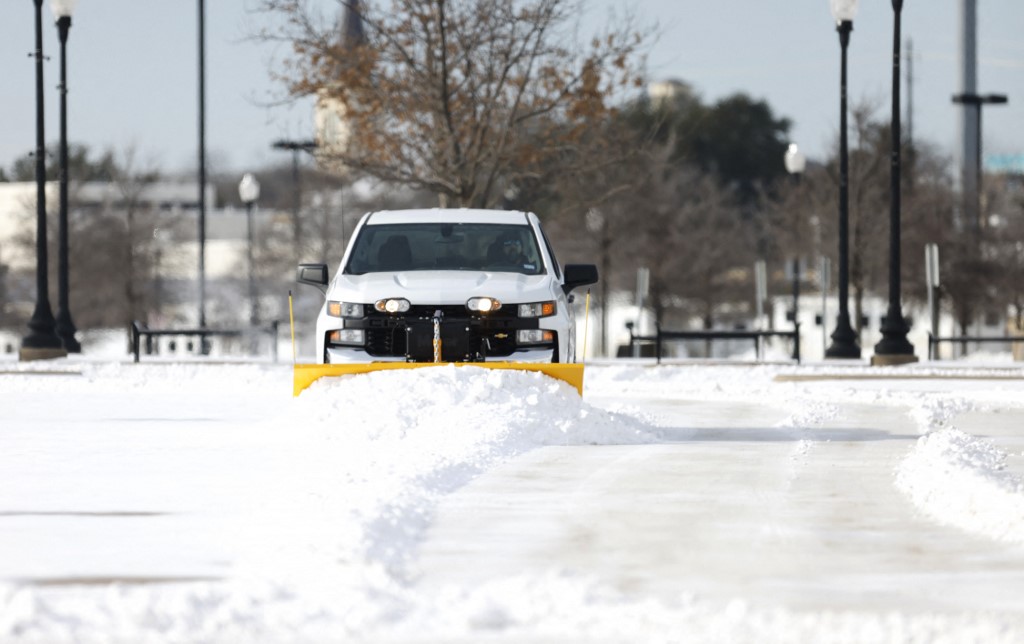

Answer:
[52,0,80,353]
[873,0,917,365]
[784,143,806,362]
[824,0,861,359]
[238,173,261,328]
[20,0,67,362]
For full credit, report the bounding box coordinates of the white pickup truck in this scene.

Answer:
[297,208,598,364]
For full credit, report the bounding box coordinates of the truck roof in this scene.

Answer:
[364,208,531,226]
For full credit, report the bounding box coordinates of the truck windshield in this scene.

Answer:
[343,223,546,275]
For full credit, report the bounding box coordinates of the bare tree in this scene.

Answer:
[597,140,753,335]
[112,147,161,324]
[259,0,648,208]
[0,254,12,329]
[978,173,1024,333]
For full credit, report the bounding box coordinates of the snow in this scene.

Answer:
[897,429,1024,545]
[2,354,1024,642]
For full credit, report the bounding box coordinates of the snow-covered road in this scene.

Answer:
[1,358,1023,642]
[417,399,1024,614]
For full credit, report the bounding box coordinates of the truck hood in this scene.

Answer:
[329,271,554,305]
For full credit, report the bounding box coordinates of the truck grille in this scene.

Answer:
[357,306,526,360]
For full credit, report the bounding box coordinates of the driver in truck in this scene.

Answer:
[489,232,530,269]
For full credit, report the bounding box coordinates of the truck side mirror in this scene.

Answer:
[562,264,599,294]
[297,263,329,288]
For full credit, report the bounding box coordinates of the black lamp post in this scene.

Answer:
[824,0,861,360]
[20,0,67,362]
[238,173,261,327]
[784,143,806,362]
[53,0,80,353]
[873,0,917,365]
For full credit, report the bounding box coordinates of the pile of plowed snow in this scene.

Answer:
[290,365,660,571]
[897,428,1024,544]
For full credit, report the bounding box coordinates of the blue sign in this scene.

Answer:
[985,154,1024,173]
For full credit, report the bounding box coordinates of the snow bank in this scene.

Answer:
[5,570,1023,643]
[3,362,1024,642]
[589,363,1024,547]
[0,365,669,643]
[290,365,660,573]
[897,429,1024,544]
[892,381,1024,544]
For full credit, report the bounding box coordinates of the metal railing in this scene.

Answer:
[130,320,280,363]
[627,323,801,364]
[926,332,1024,361]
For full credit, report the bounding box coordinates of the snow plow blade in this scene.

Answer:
[293,362,584,397]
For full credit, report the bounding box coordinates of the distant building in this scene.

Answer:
[314,0,367,169]
[0,178,298,314]
[646,79,696,109]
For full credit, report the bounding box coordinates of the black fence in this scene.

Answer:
[626,323,801,364]
[927,332,1024,361]
[130,320,281,363]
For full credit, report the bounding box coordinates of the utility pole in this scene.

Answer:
[957,0,983,235]
[197,0,208,334]
[272,140,317,262]
[906,38,916,193]
[906,38,914,150]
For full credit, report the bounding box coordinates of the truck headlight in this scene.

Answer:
[518,301,556,318]
[467,297,502,313]
[328,301,364,318]
[517,329,554,345]
[328,329,365,345]
[374,298,411,314]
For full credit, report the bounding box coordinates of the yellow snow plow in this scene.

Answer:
[292,362,584,397]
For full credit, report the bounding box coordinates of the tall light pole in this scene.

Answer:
[272,139,317,262]
[873,0,917,365]
[586,208,609,358]
[784,143,806,362]
[21,0,67,362]
[52,0,80,353]
[197,0,207,334]
[824,0,861,360]
[238,173,261,327]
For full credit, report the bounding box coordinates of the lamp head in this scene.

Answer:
[829,0,858,23]
[238,173,261,204]
[784,143,807,175]
[50,0,78,18]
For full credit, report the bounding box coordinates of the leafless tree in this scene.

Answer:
[978,173,1024,333]
[0,254,13,330]
[258,0,648,208]
[596,140,753,332]
[12,146,173,328]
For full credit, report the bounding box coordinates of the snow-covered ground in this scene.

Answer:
[1,345,1024,642]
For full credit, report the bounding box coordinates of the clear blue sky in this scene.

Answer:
[1,1,1022,177]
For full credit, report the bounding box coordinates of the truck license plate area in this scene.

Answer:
[405,319,471,362]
